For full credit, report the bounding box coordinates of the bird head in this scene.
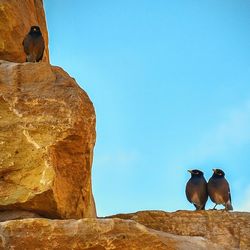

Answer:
[188,169,204,177]
[212,168,225,177]
[30,26,41,34]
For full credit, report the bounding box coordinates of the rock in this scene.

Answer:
[0,60,96,219]
[111,210,250,249]
[0,0,49,63]
[0,210,41,222]
[0,218,222,250]
[0,211,248,249]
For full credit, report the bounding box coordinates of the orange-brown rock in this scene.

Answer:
[0,210,248,249]
[0,0,49,62]
[112,210,250,249]
[0,217,222,250]
[0,60,96,219]
[0,210,41,222]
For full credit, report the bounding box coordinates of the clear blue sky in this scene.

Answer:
[44,0,250,216]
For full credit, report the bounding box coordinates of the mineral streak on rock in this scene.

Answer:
[0,0,49,62]
[0,60,96,219]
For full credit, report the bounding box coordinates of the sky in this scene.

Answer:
[44,0,250,216]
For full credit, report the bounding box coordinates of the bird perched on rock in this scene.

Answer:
[22,26,45,62]
[185,169,208,210]
[207,169,233,211]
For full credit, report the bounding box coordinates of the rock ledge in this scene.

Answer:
[0,210,249,250]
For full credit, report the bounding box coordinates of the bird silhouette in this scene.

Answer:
[186,169,208,210]
[207,169,233,210]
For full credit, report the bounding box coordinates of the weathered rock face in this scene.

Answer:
[112,210,250,250]
[0,217,222,250]
[0,211,248,249]
[0,60,96,219]
[0,0,49,62]
[0,210,41,222]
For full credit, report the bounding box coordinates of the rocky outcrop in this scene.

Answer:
[0,217,222,250]
[0,60,96,219]
[112,210,250,249]
[0,0,49,62]
[0,211,248,249]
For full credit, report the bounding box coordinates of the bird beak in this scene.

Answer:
[188,170,192,174]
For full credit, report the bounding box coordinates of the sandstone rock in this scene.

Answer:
[0,218,222,250]
[0,210,247,249]
[0,60,96,219]
[112,210,250,249]
[0,210,41,222]
[0,0,49,63]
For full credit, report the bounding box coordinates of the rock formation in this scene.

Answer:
[0,216,222,250]
[0,210,41,222]
[112,210,250,249]
[0,60,96,219]
[0,0,49,62]
[0,211,249,249]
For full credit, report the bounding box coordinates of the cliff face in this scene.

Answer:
[0,0,49,62]
[0,60,96,219]
[0,0,96,219]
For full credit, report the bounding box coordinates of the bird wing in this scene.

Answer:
[22,34,31,54]
[228,186,232,203]
[36,36,45,62]
[218,178,231,203]
[185,180,193,203]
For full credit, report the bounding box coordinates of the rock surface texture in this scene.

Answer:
[0,0,49,62]
[0,60,96,219]
[0,217,222,250]
[112,210,250,250]
[0,211,249,250]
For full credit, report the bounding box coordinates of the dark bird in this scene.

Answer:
[185,169,208,210]
[23,26,45,62]
[207,169,233,211]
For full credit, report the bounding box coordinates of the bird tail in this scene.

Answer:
[194,204,205,210]
[200,204,206,210]
[226,201,233,211]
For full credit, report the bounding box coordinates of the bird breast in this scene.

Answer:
[191,192,201,205]
[212,192,226,204]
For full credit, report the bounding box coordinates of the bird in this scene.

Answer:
[185,169,208,210]
[22,26,45,62]
[207,169,233,211]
